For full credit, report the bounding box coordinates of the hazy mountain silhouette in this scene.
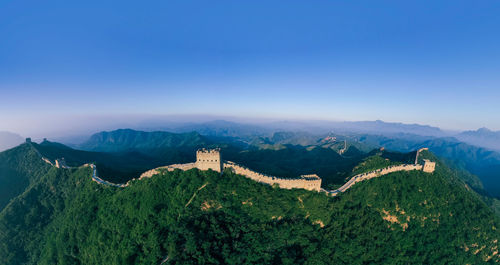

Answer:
[0,131,24,152]
[79,129,208,152]
[456,127,500,151]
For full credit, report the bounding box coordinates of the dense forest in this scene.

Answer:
[0,143,51,209]
[0,148,498,264]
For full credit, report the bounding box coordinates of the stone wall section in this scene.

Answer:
[415,147,429,164]
[74,147,436,194]
[223,161,322,191]
[137,160,322,191]
[55,158,70,169]
[327,164,424,196]
[138,163,196,180]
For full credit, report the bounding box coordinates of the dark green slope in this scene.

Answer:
[0,143,51,210]
[1,153,499,265]
[33,140,200,183]
[341,155,499,263]
[0,166,91,265]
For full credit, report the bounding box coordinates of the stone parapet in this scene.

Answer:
[327,163,430,196]
[133,148,435,194]
[223,161,321,191]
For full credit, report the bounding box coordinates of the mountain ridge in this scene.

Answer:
[457,127,500,151]
[79,129,208,152]
[0,142,52,210]
[0,149,498,264]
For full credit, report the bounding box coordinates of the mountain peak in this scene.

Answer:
[456,127,500,152]
[477,127,493,133]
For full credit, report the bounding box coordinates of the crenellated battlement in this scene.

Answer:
[196,148,221,154]
[223,162,322,191]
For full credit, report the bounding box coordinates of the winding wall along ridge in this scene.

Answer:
[38,145,434,194]
[325,164,423,196]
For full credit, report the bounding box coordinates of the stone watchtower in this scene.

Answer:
[422,159,436,173]
[195,148,222,173]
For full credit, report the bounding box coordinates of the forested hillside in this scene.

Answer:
[0,153,498,264]
[33,140,195,183]
[356,134,500,198]
[0,143,51,210]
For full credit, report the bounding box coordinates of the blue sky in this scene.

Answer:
[1,0,500,135]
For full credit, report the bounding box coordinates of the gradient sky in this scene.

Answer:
[1,0,500,136]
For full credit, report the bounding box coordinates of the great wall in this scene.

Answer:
[326,148,436,196]
[136,148,435,195]
[36,139,436,196]
[138,148,323,191]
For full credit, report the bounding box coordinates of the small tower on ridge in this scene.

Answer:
[422,159,436,173]
[195,148,222,173]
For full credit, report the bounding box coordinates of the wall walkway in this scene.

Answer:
[38,150,433,194]
[325,164,423,196]
[223,161,322,191]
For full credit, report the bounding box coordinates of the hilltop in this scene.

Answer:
[0,143,52,210]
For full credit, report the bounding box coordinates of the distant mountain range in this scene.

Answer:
[318,120,446,137]
[82,119,446,140]
[16,118,499,149]
[456,127,500,151]
[168,120,271,138]
[182,119,445,137]
[79,129,208,152]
